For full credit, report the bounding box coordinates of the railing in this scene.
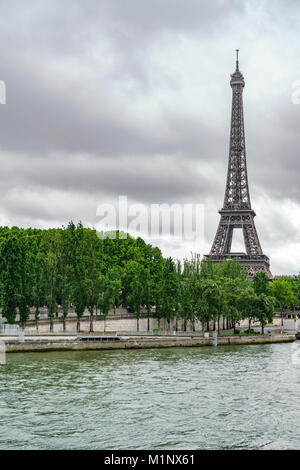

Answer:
[116,330,206,337]
[0,324,21,335]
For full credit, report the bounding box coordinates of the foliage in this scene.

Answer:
[0,224,279,334]
[252,293,274,334]
[252,271,270,296]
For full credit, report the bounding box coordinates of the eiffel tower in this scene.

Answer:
[205,51,271,278]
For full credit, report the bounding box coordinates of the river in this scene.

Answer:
[0,343,299,449]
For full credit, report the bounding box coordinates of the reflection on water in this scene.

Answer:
[0,343,299,449]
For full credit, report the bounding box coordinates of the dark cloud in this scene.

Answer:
[0,0,299,274]
[0,152,216,201]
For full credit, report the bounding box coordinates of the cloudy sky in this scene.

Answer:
[0,0,300,274]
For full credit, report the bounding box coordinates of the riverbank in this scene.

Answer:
[1,333,296,353]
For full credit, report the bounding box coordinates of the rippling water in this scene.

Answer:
[0,343,299,449]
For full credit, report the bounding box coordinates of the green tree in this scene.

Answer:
[107,266,123,314]
[214,258,248,282]
[253,271,270,296]
[160,258,180,330]
[271,278,293,326]
[55,228,73,332]
[180,255,201,331]
[0,236,22,324]
[42,230,60,332]
[222,278,243,333]
[179,276,193,332]
[124,261,145,332]
[67,222,89,333]
[291,276,300,315]
[153,277,164,329]
[237,286,257,331]
[32,249,45,332]
[18,236,34,330]
[98,274,116,332]
[85,229,102,332]
[253,293,274,334]
[196,279,220,332]
[142,267,152,332]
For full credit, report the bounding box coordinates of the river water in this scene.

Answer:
[0,343,299,450]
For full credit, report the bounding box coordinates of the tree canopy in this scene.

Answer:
[0,223,283,333]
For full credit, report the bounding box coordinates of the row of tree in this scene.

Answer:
[0,222,299,333]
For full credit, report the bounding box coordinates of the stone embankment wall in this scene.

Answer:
[4,333,296,353]
[22,308,283,334]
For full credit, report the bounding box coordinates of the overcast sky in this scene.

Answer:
[0,0,300,274]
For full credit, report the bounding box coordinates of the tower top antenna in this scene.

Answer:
[236,49,239,69]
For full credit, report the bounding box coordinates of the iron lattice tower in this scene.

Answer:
[205,51,271,277]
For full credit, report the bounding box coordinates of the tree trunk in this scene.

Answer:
[281,308,283,326]
[207,321,210,332]
[223,315,225,331]
[89,314,94,333]
[50,316,53,332]
[76,318,80,333]
[147,313,150,332]
[261,323,264,335]
[137,316,139,332]
[175,317,178,332]
[63,317,66,332]
[36,320,39,333]
[248,317,251,332]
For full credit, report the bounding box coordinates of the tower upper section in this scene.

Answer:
[223,50,251,210]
